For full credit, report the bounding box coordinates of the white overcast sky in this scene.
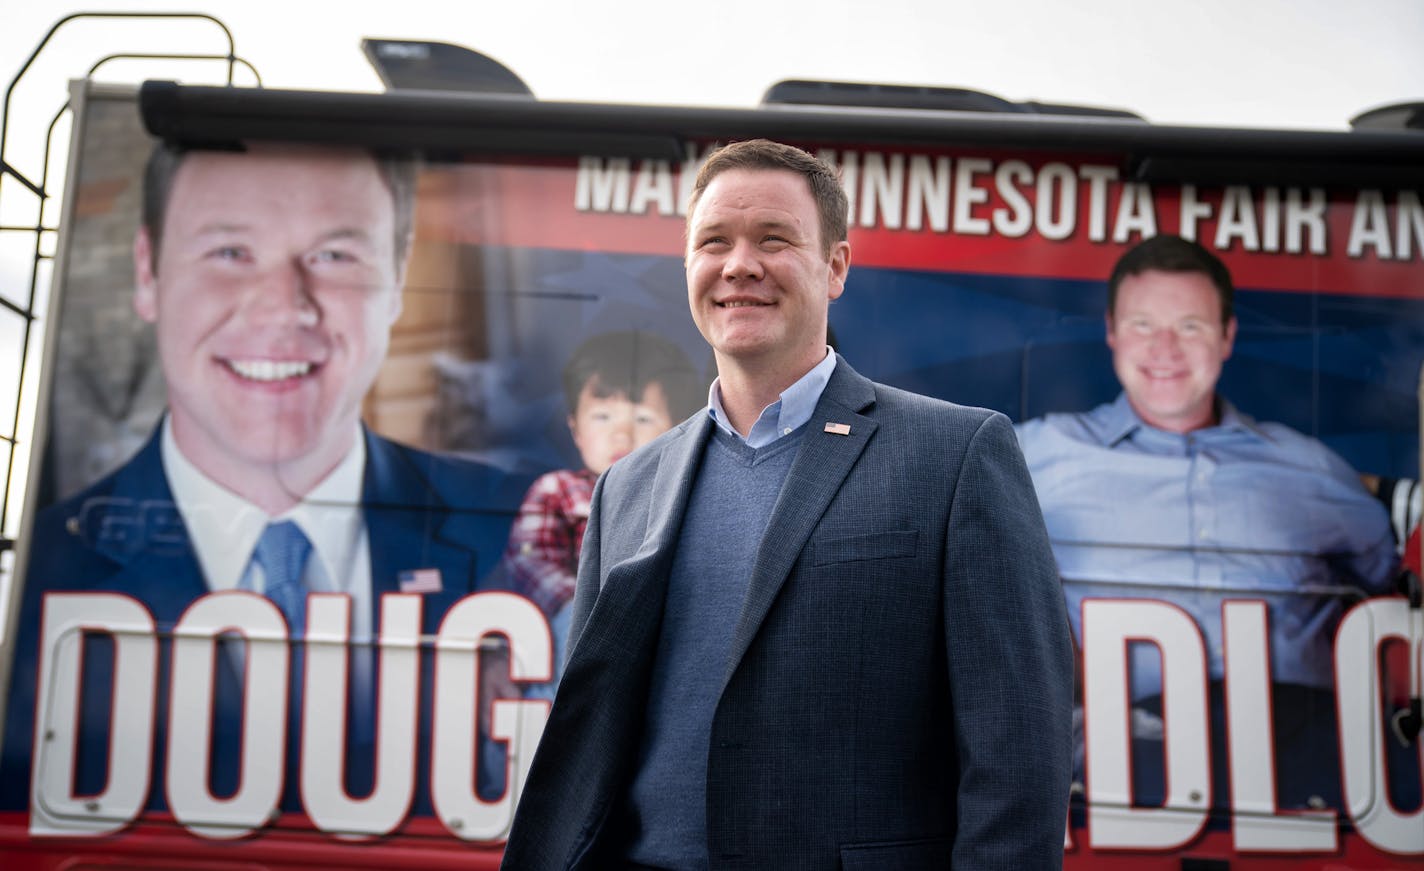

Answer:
[1,0,1421,201]
[0,0,1422,538]
[4,0,1423,133]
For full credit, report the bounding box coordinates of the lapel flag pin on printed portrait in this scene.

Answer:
[824,422,852,436]
[399,567,443,594]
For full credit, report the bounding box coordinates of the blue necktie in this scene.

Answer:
[253,520,312,634]
[252,520,314,812]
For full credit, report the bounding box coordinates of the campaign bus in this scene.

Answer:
[0,41,1420,869]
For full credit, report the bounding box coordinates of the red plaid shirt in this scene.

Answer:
[504,468,597,614]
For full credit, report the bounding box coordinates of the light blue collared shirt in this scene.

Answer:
[1015,393,1396,699]
[707,348,838,448]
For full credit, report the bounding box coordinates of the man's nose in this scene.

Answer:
[1147,327,1181,355]
[721,239,765,282]
[248,259,320,325]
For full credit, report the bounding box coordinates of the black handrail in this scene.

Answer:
[2,12,238,181]
[0,11,255,534]
[87,51,262,85]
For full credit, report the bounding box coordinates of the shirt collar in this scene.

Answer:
[708,347,838,448]
[1103,392,1274,446]
[162,417,367,593]
[1215,398,1275,441]
[1100,393,1145,446]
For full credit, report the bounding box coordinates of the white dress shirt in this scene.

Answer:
[161,418,375,647]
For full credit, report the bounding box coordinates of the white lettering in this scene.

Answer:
[1081,165,1118,242]
[1260,188,1282,253]
[1285,188,1327,255]
[1083,599,1209,850]
[1222,601,1336,851]
[1179,185,1213,242]
[992,160,1034,238]
[24,590,568,843]
[860,152,905,230]
[1112,182,1157,243]
[629,160,676,215]
[431,592,552,842]
[1348,190,1393,259]
[1336,599,1424,854]
[905,155,951,232]
[1215,186,1260,251]
[301,594,420,839]
[1395,191,1424,261]
[952,157,992,235]
[574,157,631,213]
[29,594,156,837]
[1035,163,1077,241]
[168,593,289,839]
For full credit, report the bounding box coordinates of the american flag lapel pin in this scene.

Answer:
[399,567,443,594]
[824,422,852,436]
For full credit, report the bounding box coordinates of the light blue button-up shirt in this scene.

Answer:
[708,348,837,448]
[1016,393,1396,700]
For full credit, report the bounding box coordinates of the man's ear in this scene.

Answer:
[387,287,405,325]
[133,226,159,323]
[1104,312,1117,352]
[1222,315,1238,361]
[826,240,851,301]
[388,243,412,324]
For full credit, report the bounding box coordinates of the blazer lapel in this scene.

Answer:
[527,415,712,867]
[93,546,209,622]
[721,359,878,687]
[361,431,477,621]
[579,414,711,642]
[628,414,712,565]
[82,432,210,620]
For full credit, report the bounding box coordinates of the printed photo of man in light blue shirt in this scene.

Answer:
[1016,233,1399,812]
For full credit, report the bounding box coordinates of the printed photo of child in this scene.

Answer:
[504,330,704,684]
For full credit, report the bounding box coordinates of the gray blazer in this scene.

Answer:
[503,357,1073,870]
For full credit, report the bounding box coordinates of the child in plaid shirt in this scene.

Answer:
[505,331,703,684]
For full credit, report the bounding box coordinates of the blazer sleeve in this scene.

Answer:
[564,471,607,665]
[942,412,1074,868]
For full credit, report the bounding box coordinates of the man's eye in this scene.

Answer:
[309,249,357,265]
[206,246,249,262]
[698,236,728,249]
[1178,321,1204,335]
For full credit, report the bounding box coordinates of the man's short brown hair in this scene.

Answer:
[687,139,848,255]
[1108,234,1235,326]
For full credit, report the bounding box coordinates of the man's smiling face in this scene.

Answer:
[684,168,848,380]
[1107,268,1236,433]
[133,146,404,494]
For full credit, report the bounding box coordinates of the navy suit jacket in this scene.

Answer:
[0,426,522,813]
[503,358,1074,870]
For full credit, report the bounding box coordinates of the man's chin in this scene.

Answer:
[218,429,333,474]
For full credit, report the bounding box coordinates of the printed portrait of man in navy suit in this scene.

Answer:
[0,142,528,837]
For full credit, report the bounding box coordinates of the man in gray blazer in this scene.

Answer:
[502,139,1073,870]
